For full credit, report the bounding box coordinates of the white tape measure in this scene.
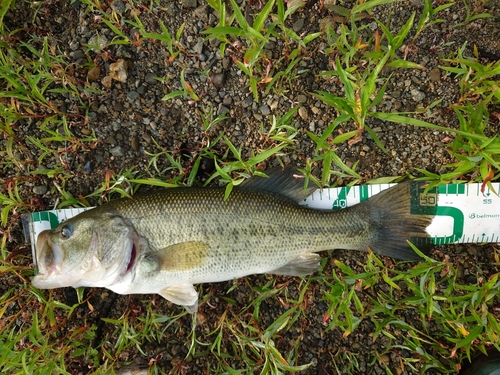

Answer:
[24,182,500,264]
[302,182,500,245]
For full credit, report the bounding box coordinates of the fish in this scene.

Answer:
[32,168,434,312]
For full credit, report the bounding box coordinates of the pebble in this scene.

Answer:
[145,72,157,85]
[193,40,204,54]
[131,135,140,151]
[241,96,253,108]
[82,161,92,173]
[33,185,48,195]
[87,66,101,81]
[127,90,140,102]
[110,0,125,15]
[259,104,270,116]
[109,59,128,83]
[192,4,208,22]
[289,15,303,31]
[101,76,112,89]
[429,67,441,82]
[212,73,227,88]
[298,107,308,120]
[410,88,426,102]
[110,146,124,157]
[297,94,308,103]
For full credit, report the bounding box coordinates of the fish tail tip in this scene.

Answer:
[361,181,435,260]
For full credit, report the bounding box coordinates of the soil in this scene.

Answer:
[1,0,500,374]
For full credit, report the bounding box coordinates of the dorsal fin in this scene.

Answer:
[241,166,317,203]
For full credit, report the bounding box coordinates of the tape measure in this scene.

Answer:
[302,182,500,245]
[23,182,500,263]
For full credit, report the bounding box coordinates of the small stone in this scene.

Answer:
[297,94,307,103]
[145,72,157,85]
[429,67,441,82]
[110,0,125,15]
[82,161,92,173]
[109,59,128,83]
[101,76,112,89]
[87,112,98,124]
[131,135,140,151]
[69,41,80,51]
[242,96,253,108]
[410,88,426,102]
[87,66,101,81]
[269,100,279,111]
[71,49,86,60]
[110,146,124,157]
[193,40,204,54]
[222,57,231,70]
[212,73,227,88]
[193,5,208,22]
[127,90,140,102]
[218,105,230,115]
[260,104,270,116]
[298,107,308,120]
[292,18,305,33]
[33,185,48,195]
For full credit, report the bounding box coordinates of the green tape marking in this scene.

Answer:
[331,186,351,210]
[32,211,60,229]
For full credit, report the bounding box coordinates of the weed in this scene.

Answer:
[204,0,320,102]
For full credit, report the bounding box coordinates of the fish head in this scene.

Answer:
[32,213,141,290]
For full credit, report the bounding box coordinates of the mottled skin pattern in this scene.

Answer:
[100,187,372,293]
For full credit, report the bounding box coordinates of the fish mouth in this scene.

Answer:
[35,230,63,276]
[32,230,67,288]
[124,242,137,274]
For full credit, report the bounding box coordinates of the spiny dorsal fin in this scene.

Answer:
[241,166,317,203]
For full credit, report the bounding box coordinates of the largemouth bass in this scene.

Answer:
[32,168,433,312]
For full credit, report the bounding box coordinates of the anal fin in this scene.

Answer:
[160,283,198,313]
[268,253,321,276]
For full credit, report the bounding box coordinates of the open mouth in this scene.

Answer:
[35,230,62,276]
[126,243,137,273]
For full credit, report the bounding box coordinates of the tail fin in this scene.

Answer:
[352,181,435,260]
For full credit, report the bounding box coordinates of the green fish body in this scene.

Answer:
[32,169,433,311]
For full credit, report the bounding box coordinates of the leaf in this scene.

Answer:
[253,0,275,31]
[386,60,425,69]
[162,90,186,101]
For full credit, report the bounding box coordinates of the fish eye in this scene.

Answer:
[61,224,73,239]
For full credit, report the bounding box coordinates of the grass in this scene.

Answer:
[1,0,499,374]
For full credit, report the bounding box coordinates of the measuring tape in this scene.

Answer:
[24,182,500,262]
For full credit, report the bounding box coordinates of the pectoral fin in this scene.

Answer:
[160,283,198,313]
[269,253,321,276]
[146,241,210,272]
